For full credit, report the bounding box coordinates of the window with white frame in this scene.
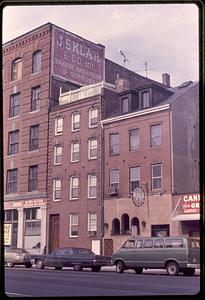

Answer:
[88,174,97,198]
[71,112,80,131]
[53,179,61,200]
[32,50,41,73]
[89,108,98,127]
[11,58,22,81]
[24,208,41,236]
[129,128,139,151]
[55,117,63,135]
[70,176,79,199]
[88,139,97,159]
[109,169,119,188]
[150,124,161,147]
[130,166,140,193]
[122,97,129,114]
[88,212,97,235]
[54,145,62,165]
[142,91,150,108]
[152,164,162,190]
[69,213,79,237]
[71,141,80,162]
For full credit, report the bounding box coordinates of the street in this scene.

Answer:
[4,266,200,297]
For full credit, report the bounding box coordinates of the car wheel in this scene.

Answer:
[25,262,32,268]
[7,261,14,268]
[116,261,125,273]
[166,261,179,276]
[182,268,195,276]
[73,264,82,271]
[134,267,143,274]
[55,267,62,270]
[36,259,44,269]
[92,266,101,272]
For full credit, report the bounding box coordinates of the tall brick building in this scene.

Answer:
[3,23,199,255]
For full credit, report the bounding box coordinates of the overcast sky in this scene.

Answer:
[2,3,199,87]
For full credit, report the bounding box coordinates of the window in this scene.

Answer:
[29,125,39,151]
[28,165,38,192]
[142,91,150,108]
[55,117,63,135]
[136,240,143,248]
[8,130,19,155]
[130,166,140,193]
[54,145,62,165]
[129,129,139,151]
[122,97,129,113]
[25,208,41,236]
[89,108,98,127]
[144,239,153,248]
[109,170,119,188]
[165,239,183,248]
[71,141,80,162]
[70,176,79,199]
[32,50,41,73]
[152,164,162,190]
[88,174,97,198]
[154,239,164,248]
[9,93,20,118]
[110,133,119,156]
[11,58,22,81]
[31,86,40,112]
[71,112,80,131]
[88,212,97,234]
[4,210,18,221]
[88,139,97,159]
[150,124,161,147]
[53,179,61,201]
[70,213,79,237]
[6,169,18,194]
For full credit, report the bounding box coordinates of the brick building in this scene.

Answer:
[3,23,199,255]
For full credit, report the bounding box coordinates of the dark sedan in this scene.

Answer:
[31,247,112,272]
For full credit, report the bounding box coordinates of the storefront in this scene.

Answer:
[4,199,47,253]
[171,193,200,238]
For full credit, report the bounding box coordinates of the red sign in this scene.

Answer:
[181,194,200,214]
[52,26,105,85]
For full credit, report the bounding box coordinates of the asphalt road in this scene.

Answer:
[4,266,200,297]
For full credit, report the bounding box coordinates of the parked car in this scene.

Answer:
[112,236,200,276]
[4,248,32,268]
[30,247,112,272]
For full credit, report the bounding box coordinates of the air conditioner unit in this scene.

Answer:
[89,231,96,237]
[108,186,119,195]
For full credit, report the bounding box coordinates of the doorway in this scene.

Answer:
[49,215,60,252]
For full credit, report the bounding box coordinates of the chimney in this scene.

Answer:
[162,73,171,87]
[115,78,130,93]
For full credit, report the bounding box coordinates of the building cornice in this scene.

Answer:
[101,104,170,126]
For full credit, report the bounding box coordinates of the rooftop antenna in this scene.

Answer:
[136,61,156,78]
[119,49,129,80]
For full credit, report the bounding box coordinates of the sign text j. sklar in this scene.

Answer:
[52,26,104,85]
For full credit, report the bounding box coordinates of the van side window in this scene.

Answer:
[123,240,135,248]
[144,239,153,248]
[136,240,143,248]
[154,239,164,248]
[165,239,183,248]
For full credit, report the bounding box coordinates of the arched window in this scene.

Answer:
[112,218,120,235]
[121,213,130,235]
[32,50,41,73]
[131,217,140,235]
[11,58,22,81]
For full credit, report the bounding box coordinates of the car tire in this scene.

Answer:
[73,264,82,271]
[134,267,143,274]
[55,267,62,270]
[7,261,14,268]
[116,261,125,273]
[92,266,101,272]
[25,262,32,268]
[36,259,44,269]
[182,268,195,276]
[166,261,179,276]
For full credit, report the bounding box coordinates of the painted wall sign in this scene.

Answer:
[132,187,145,207]
[4,223,12,245]
[52,26,105,85]
[181,193,200,214]
[12,199,47,209]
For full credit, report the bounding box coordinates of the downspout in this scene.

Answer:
[100,93,105,254]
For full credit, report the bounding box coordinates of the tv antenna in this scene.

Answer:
[136,61,156,78]
[119,49,129,80]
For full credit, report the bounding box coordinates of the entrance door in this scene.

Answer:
[49,215,60,253]
[104,239,113,255]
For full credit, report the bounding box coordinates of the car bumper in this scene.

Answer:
[187,263,200,269]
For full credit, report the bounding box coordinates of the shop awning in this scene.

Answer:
[171,214,200,221]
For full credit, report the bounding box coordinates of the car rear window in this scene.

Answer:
[165,239,183,248]
[188,239,200,248]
